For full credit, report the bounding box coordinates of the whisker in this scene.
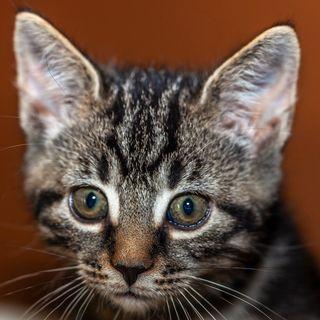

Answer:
[259,242,318,251]
[0,275,75,298]
[112,308,121,320]
[25,280,85,320]
[176,296,192,320]
[4,244,73,261]
[84,291,95,319]
[203,283,273,320]
[0,265,78,290]
[75,290,90,320]
[76,289,94,320]
[178,288,204,320]
[44,53,67,95]
[170,295,181,320]
[166,297,172,320]
[184,139,216,163]
[43,285,84,320]
[186,284,228,320]
[0,143,40,152]
[60,287,88,320]
[80,291,95,320]
[20,277,82,320]
[187,275,286,320]
[101,291,108,311]
[194,266,278,273]
[184,286,218,320]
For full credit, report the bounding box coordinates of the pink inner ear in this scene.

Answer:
[254,117,281,147]
[222,119,236,130]
[20,54,65,118]
[268,117,280,130]
[32,99,55,117]
[223,69,294,147]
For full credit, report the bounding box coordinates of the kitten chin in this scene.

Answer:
[109,295,155,314]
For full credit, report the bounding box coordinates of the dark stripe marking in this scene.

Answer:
[35,191,63,218]
[106,135,129,176]
[104,90,125,127]
[104,224,116,256]
[47,235,71,248]
[98,154,109,183]
[77,156,93,176]
[191,247,258,269]
[112,98,125,126]
[147,94,181,173]
[188,158,203,182]
[151,227,168,257]
[129,107,144,154]
[217,203,257,233]
[168,159,183,189]
[40,217,65,231]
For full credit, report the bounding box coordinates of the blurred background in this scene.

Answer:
[0,0,319,311]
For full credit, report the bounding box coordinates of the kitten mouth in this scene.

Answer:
[123,291,138,298]
[111,290,154,313]
[115,290,144,299]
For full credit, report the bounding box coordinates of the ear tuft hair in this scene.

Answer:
[14,12,101,142]
[200,26,300,152]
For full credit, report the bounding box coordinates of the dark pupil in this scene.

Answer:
[182,198,194,215]
[86,192,98,209]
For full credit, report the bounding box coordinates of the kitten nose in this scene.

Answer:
[115,264,148,286]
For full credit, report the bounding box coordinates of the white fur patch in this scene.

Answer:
[103,184,120,226]
[153,189,174,227]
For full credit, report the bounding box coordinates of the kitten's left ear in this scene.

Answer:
[14,12,101,141]
[200,26,300,151]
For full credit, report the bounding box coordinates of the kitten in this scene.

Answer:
[13,11,320,320]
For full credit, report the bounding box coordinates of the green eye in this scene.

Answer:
[166,194,210,229]
[69,187,108,221]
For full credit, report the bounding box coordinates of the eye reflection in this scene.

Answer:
[166,194,210,229]
[69,187,108,221]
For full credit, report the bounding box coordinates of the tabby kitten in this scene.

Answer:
[13,11,320,320]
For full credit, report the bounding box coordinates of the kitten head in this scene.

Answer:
[14,12,300,315]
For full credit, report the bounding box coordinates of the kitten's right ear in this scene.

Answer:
[199,26,300,153]
[14,12,101,142]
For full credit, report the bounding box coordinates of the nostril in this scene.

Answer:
[115,264,147,286]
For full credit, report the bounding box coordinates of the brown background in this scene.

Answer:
[0,0,319,308]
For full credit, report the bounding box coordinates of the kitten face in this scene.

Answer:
[14,12,300,315]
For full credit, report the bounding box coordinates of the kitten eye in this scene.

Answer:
[166,194,210,229]
[69,187,108,221]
